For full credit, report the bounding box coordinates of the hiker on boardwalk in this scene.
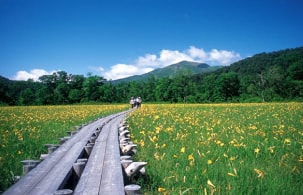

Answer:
[130,97,142,108]
[130,97,135,108]
[136,97,142,108]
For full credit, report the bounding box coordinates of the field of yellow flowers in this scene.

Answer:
[0,104,129,191]
[128,103,303,194]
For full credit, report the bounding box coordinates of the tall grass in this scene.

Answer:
[128,103,303,194]
[0,104,129,191]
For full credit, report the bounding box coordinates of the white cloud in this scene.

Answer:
[101,46,242,80]
[103,64,153,80]
[187,46,207,59]
[12,69,57,81]
[12,46,242,81]
[136,54,159,67]
[208,49,242,65]
[159,49,194,66]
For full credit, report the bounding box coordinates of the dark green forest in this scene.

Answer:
[1,47,302,105]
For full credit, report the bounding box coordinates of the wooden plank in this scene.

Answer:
[99,115,125,194]
[29,142,84,194]
[3,113,124,195]
[73,124,109,194]
[4,111,130,195]
[74,114,125,195]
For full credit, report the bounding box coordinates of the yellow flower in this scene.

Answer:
[207,179,215,188]
[152,136,158,142]
[139,140,145,147]
[189,160,194,166]
[158,187,166,192]
[154,152,160,160]
[207,160,212,165]
[229,156,236,161]
[268,146,275,154]
[284,138,291,144]
[254,168,265,178]
[149,135,158,142]
[165,127,173,132]
[254,147,260,154]
[155,126,161,134]
[228,172,237,177]
[188,154,194,161]
[180,147,185,153]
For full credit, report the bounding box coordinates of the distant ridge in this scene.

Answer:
[0,46,302,105]
[113,61,222,83]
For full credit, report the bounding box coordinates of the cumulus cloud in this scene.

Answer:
[104,64,153,80]
[187,46,207,59]
[12,46,242,81]
[12,69,57,81]
[159,49,194,66]
[101,46,242,80]
[136,54,159,67]
[208,49,242,65]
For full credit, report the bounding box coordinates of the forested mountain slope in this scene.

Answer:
[113,61,221,83]
[0,47,302,105]
[214,47,303,101]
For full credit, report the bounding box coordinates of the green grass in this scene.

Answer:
[0,104,129,191]
[128,103,303,194]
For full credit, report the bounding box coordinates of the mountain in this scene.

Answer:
[113,61,222,83]
[188,46,303,102]
[1,46,301,105]
[219,47,303,77]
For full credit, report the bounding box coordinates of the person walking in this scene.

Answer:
[137,97,142,108]
[130,97,135,108]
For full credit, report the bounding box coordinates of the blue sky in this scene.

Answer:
[0,0,302,80]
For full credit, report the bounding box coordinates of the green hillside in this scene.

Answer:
[0,47,302,105]
[113,61,222,83]
[191,47,303,102]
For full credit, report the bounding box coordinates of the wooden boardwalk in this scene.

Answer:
[4,110,131,195]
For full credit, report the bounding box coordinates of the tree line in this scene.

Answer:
[0,47,302,105]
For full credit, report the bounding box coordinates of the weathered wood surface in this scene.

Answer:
[4,110,130,195]
[74,112,125,195]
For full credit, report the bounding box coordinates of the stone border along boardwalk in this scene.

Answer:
[4,109,147,195]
